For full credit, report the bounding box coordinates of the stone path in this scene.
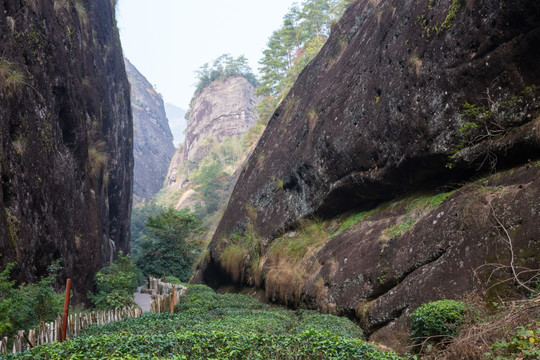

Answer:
[134,287,152,312]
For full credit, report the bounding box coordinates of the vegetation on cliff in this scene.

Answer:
[245,0,352,145]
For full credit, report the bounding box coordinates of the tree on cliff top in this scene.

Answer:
[193,54,258,98]
[257,0,352,98]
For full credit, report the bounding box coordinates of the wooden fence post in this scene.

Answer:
[61,279,71,342]
[170,286,175,313]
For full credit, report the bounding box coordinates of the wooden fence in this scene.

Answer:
[0,306,143,354]
[0,277,186,355]
[146,277,187,313]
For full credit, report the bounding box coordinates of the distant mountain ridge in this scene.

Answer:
[165,103,187,147]
[125,58,176,205]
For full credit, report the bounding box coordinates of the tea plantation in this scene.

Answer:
[5,284,405,359]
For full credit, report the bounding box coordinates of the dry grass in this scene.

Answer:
[307,108,318,133]
[218,229,262,286]
[75,0,88,24]
[408,54,423,77]
[220,244,250,283]
[421,296,540,360]
[0,59,26,91]
[88,142,109,180]
[53,0,70,11]
[264,220,331,307]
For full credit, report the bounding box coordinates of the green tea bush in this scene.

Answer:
[410,299,466,342]
[8,284,402,359]
[164,275,182,285]
[7,330,404,360]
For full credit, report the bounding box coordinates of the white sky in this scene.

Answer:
[116,0,298,110]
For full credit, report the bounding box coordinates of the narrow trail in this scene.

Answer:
[134,286,152,312]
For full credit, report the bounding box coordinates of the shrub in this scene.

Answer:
[136,208,202,281]
[0,262,63,338]
[410,299,467,342]
[487,322,540,360]
[88,252,138,309]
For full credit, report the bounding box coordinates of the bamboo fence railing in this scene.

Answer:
[0,277,187,355]
[146,277,187,313]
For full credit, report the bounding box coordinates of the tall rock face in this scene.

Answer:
[0,0,133,302]
[183,76,259,166]
[125,58,175,205]
[210,0,540,242]
[197,0,540,345]
[166,76,260,207]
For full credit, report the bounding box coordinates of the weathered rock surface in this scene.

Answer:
[125,58,175,205]
[290,164,538,350]
[181,76,259,170]
[0,0,132,302]
[165,76,260,209]
[195,0,540,344]
[209,0,540,243]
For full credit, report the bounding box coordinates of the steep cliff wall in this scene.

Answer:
[0,0,132,302]
[125,58,175,205]
[166,76,260,210]
[182,76,259,168]
[196,0,540,344]
[210,0,540,242]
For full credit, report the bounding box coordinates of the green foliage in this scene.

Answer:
[88,252,138,309]
[334,209,377,236]
[257,0,350,98]
[383,218,417,241]
[436,0,464,35]
[406,190,457,212]
[269,220,329,263]
[192,54,257,101]
[192,155,226,215]
[189,136,244,218]
[7,330,403,359]
[136,208,202,281]
[0,262,63,338]
[418,0,464,38]
[6,284,407,359]
[448,85,540,170]
[487,322,540,360]
[130,202,164,263]
[410,299,467,342]
[219,230,261,285]
[163,275,182,285]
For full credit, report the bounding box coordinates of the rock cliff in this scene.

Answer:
[0,0,132,302]
[196,0,540,345]
[166,76,260,209]
[125,58,175,205]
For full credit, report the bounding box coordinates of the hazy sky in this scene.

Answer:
[116,0,298,110]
